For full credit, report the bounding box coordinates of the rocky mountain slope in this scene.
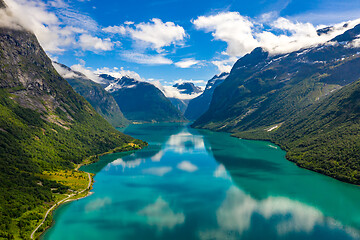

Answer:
[185,73,228,120]
[194,24,360,132]
[0,7,144,237]
[104,75,186,123]
[53,62,129,127]
[193,23,360,184]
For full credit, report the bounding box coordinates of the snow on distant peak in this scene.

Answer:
[104,76,141,92]
[95,67,144,82]
[152,81,204,100]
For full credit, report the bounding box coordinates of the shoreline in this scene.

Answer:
[228,132,360,186]
[31,142,147,239]
[31,172,93,239]
[193,125,359,186]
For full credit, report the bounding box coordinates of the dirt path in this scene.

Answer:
[30,172,92,239]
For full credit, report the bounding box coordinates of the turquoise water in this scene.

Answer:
[43,123,360,240]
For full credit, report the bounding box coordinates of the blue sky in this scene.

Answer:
[3,0,360,86]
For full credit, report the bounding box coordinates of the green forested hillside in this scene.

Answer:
[193,24,360,184]
[234,79,360,184]
[0,25,144,239]
[53,62,129,128]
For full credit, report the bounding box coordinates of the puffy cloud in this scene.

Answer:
[193,12,258,57]
[177,161,198,172]
[211,57,238,73]
[193,11,360,57]
[121,51,173,65]
[142,167,172,176]
[102,25,126,34]
[104,18,186,52]
[138,197,185,230]
[78,34,114,51]
[70,61,104,83]
[52,62,78,79]
[161,85,203,100]
[95,67,144,81]
[1,0,114,54]
[175,58,200,68]
[347,38,360,48]
[1,0,71,52]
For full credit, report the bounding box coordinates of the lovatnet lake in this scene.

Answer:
[43,123,360,240]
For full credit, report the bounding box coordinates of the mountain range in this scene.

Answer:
[192,23,360,184]
[185,72,228,120]
[167,82,203,113]
[0,2,145,237]
[103,75,186,123]
[53,62,129,127]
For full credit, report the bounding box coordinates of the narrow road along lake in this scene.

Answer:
[43,123,360,240]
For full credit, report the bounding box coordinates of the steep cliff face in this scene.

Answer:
[53,62,129,127]
[193,27,360,132]
[0,21,142,238]
[192,23,360,184]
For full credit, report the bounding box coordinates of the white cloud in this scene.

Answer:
[102,25,126,34]
[211,57,238,73]
[142,167,172,176]
[1,0,71,52]
[52,62,79,79]
[177,161,198,172]
[175,58,200,68]
[105,18,186,52]
[78,34,114,51]
[347,38,360,48]
[160,85,203,100]
[1,0,114,54]
[121,51,173,65]
[193,12,258,57]
[193,11,360,57]
[138,197,185,230]
[70,60,104,83]
[95,66,144,81]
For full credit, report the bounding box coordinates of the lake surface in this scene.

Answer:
[43,123,360,240]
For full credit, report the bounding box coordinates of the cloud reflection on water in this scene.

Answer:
[138,196,185,230]
[200,186,360,239]
[167,130,205,153]
[142,167,173,176]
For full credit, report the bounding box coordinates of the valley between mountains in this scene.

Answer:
[1,0,360,239]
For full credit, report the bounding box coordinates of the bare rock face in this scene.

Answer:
[0,27,80,127]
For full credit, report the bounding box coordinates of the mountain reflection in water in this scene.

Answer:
[43,124,360,240]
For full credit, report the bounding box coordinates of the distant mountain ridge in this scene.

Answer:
[166,82,203,113]
[185,73,228,120]
[53,62,129,127]
[173,82,202,95]
[104,76,186,123]
[192,23,360,184]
